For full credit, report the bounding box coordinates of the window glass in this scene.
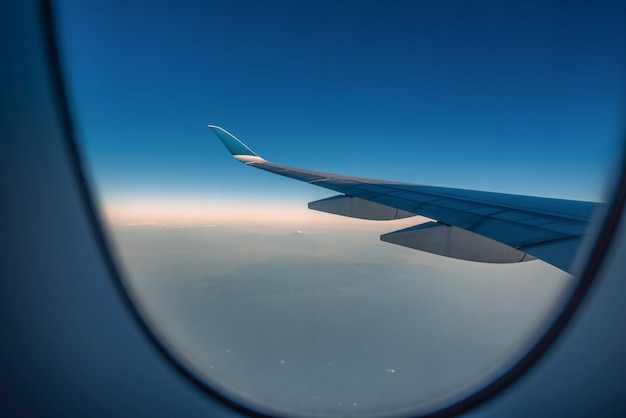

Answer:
[55,1,626,416]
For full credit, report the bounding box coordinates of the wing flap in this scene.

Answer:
[308,195,415,220]
[381,222,535,263]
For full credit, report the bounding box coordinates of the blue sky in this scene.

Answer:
[55,0,626,224]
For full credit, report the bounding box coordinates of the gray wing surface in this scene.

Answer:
[210,125,598,273]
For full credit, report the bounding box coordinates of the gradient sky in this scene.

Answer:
[54,0,626,225]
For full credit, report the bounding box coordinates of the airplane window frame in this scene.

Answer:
[40,0,626,416]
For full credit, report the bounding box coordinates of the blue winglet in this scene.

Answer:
[208,125,261,160]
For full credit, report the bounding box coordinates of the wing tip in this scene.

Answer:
[208,125,263,161]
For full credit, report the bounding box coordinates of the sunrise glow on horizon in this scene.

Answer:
[102,196,430,230]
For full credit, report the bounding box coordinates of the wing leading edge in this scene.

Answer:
[209,125,598,273]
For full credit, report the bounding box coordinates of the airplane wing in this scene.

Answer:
[209,125,598,273]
